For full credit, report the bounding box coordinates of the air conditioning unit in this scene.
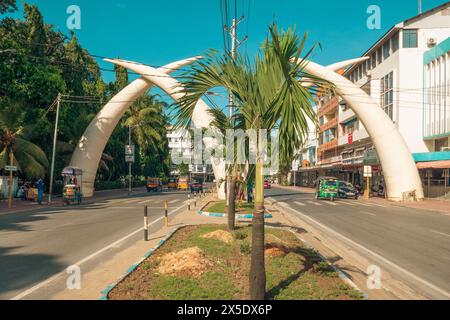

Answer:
[441,147,450,152]
[427,38,437,48]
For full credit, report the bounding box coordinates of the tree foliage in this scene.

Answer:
[0,3,170,186]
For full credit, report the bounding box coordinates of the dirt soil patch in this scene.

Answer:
[265,243,290,257]
[201,230,233,244]
[156,246,212,277]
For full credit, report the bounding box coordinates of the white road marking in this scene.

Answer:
[169,199,179,204]
[122,199,142,204]
[323,201,338,206]
[279,204,450,299]
[293,201,305,206]
[360,211,377,217]
[137,199,154,204]
[308,201,322,206]
[340,200,356,206]
[10,203,187,300]
[430,230,450,239]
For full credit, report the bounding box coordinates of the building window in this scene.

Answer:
[383,41,391,60]
[403,29,418,48]
[377,47,383,64]
[371,52,377,69]
[380,72,394,120]
[392,32,399,52]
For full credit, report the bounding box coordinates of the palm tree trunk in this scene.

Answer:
[249,160,266,300]
[227,175,236,231]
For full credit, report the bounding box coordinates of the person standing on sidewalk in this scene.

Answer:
[37,177,44,205]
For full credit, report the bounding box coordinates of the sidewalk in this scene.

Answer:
[362,196,450,214]
[0,187,147,215]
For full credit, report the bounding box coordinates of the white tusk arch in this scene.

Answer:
[300,59,424,201]
[104,58,227,199]
[70,57,201,197]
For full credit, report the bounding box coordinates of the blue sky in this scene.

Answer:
[4,0,449,105]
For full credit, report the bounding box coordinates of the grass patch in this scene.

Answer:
[108,225,363,300]
[204,201,255,215]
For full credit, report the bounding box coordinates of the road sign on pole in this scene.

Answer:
[363,165,373,177]
[4,166,17,172]
[125,145,135,163]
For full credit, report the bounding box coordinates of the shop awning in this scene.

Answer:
[416,161,450,169]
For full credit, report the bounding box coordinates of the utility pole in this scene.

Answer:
[48,93,61,204]
[224,15,247,205]
[418,0,422,14]
[224,16,247,120]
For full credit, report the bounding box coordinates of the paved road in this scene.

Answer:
[266,187,450,299]
[0,190,191,299]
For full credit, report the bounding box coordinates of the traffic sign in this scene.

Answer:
[125,155,135,163]
[125,145,135,156]
[4,166,17,172]
[363,165,372,177]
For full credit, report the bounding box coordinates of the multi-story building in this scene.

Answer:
[298,2,450,196]
[414,37,450,198]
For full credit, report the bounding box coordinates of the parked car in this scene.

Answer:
[147,178,162,192]
[190,177,203,193]
[264,180,271,189]
[338,181,358,199]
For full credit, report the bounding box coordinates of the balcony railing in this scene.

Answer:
[318,97,339,117]
[319,118,338,133]
[318,139,338,153]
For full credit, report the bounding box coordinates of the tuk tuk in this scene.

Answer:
[178,176,189,191]
[61,167,83,205]
[315,177,339,201]
[167,178,178,190]
[147,178,162,192]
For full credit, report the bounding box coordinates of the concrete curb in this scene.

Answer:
[197,210,273,219]
[99,226,183,300]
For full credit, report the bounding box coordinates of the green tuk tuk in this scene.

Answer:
[315,177,339,201]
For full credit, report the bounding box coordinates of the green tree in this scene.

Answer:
[0,98,49,179]
[174,24,326,299]
[0,0,17,14]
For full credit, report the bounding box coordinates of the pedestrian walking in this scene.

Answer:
[37,177,44,205]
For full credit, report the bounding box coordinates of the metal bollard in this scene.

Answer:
[194,193,197,207]
[144,206,148,241]
[164,200,168,227]
[188,194,191,210]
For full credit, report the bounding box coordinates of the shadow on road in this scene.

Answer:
[0,246,64,299]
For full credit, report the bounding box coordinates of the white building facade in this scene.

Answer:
[339,3,450,192]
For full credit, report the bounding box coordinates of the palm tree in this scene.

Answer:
[0,99,49,180]
[174,24,328,299]
[206,106,247,230]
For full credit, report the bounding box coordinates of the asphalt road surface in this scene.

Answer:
[0,190,191,300]
[266,186,450,299]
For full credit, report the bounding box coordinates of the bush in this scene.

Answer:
[240,241,251,255]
